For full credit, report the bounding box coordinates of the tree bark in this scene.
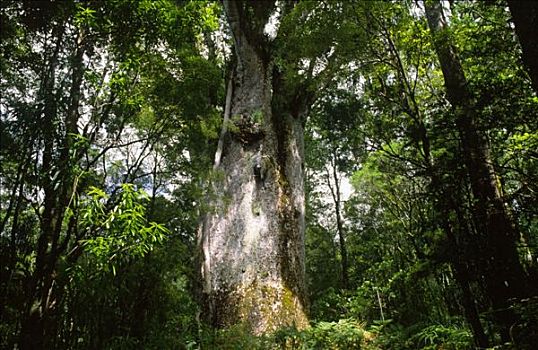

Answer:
[326,150,349,290]
[440,192,490,348]
[20,25,64,349]
[379,22,489,346]
[20,25,87,350]
[508,0,538,94]
[425,0,530,342]
[199,0,308,334]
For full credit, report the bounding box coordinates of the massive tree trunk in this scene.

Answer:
[507,0,538,94]
[199,0,308,333]
[425,0,530,342]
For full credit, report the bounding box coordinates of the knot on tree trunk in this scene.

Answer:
[230,113,265,144]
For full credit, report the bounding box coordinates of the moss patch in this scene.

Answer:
[212,281,308,335]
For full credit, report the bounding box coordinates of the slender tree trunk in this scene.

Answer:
[20,26,64,349]
[382,23,489,346]
[439,192,490,348]
[20,27,86,349]
[425,1,530,342]
[326,151,349,290]
[507,0,538,94]
[424,119,489,348]
[199,0,308,333]
[425,146,489,347]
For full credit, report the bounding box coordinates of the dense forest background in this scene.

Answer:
[1,0,537,349]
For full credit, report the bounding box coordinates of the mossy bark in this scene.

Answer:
[198,0,308,334]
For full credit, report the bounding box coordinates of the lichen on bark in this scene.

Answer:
[198,0,309,335]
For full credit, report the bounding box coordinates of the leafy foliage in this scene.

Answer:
[1,0,537,349]
[196,320,369,350]
[80,184,168,272]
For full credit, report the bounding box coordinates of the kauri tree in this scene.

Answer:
[198,0,352,333]
[199,0,309,333]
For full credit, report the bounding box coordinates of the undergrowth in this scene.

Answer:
[189,318,477,350]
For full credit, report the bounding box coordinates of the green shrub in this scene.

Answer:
[196,319,368,349]
[310,288,349,321]
[303,319,366,349]
[511,296,538,350]
[365,320,472,350]
[409,323,473,350]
